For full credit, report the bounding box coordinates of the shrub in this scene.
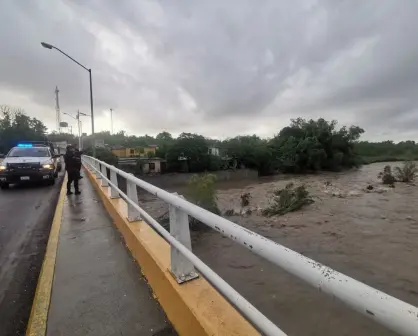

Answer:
[394,161,418,182]
[186,174,219,230]
[187,174,219,214]
[377,165,396,185]
[240,193,251,207]
[157,174,219,231]
[262,183,314,216]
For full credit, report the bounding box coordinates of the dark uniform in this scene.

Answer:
[64,146,81,195]
[74,149,83,179]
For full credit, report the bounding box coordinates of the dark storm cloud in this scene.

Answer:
[1,0,418,139]
[0,1,96,106]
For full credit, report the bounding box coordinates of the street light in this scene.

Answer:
[41,41,95,156]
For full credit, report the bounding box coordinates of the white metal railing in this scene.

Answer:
[82,155,418,336]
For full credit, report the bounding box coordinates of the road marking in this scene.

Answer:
[26,175,67,336]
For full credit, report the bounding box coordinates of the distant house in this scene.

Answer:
[208,146,220,156]
[143,144,158,157]
[111,145,127,157]
[141,158,166,174]
[111,145,157,158]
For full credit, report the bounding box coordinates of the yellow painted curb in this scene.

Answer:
[84,165,260,336]
[26,175,67,336]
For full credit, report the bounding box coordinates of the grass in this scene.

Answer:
[394,161,418,182]
[377,161,418,185]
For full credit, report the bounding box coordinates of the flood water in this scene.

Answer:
[138,162,418,336]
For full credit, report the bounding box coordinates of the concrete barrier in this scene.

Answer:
[84,165,259,336]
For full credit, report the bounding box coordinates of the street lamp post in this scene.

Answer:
[41,42,96,157]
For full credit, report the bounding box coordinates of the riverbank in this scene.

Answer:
[361,155,418,164]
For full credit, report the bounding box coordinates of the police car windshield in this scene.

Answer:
[8,147,50,157]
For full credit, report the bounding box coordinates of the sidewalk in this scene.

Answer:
[46,175,176,336]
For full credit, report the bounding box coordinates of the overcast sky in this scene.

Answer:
[1,0,418,141]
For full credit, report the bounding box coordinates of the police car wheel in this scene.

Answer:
[0,183,9,190]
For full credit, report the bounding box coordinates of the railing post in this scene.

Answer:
[126,176,141,221]
[100,165,108,187]
[82,156,86,168]
[87,157,93,171]
[95,160,102,179]
[169,193,198,284]
[110,169,119,199]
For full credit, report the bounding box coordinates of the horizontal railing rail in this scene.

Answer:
[82,155,418,336]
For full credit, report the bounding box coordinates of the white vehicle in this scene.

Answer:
[0,143,60,189]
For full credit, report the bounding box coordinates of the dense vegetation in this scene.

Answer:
[0,105,47,154]
[55,117,368,175]
[84,147,118,166]
[2,105,417,175]
[356,141,418,164]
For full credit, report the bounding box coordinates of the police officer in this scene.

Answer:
[64,145,81,195]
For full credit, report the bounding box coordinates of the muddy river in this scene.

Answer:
[137,162,418,336]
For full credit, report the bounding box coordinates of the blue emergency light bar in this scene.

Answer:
[17,143,33,147]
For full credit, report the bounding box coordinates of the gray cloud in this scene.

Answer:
[0,0,417,140]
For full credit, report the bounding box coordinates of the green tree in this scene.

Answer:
[166,133,209,172]
[270,118,364,172]
[221,135,275,175]
[155,131,174,159]
[0,105,48,153]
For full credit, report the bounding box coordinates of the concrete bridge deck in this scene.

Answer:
[27,175,176,336]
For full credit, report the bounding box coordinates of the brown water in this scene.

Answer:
[138,162,418,336]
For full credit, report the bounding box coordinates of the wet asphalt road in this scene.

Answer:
[0,174,64,336]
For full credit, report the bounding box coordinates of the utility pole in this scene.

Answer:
[76,110,82,150]
[110,108,113,135]
[55,86,61,132]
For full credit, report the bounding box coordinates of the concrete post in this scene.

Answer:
[95,160,101,179]
[100,164,108,187]
[169,193,198,284]
[127,177,141,221]
[110,169,119,199]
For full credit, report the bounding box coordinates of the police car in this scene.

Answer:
[0,142,61,189]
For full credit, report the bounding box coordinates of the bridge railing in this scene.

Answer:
[82,155,418,336]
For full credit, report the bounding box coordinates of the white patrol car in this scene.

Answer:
[0,143,60,189]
